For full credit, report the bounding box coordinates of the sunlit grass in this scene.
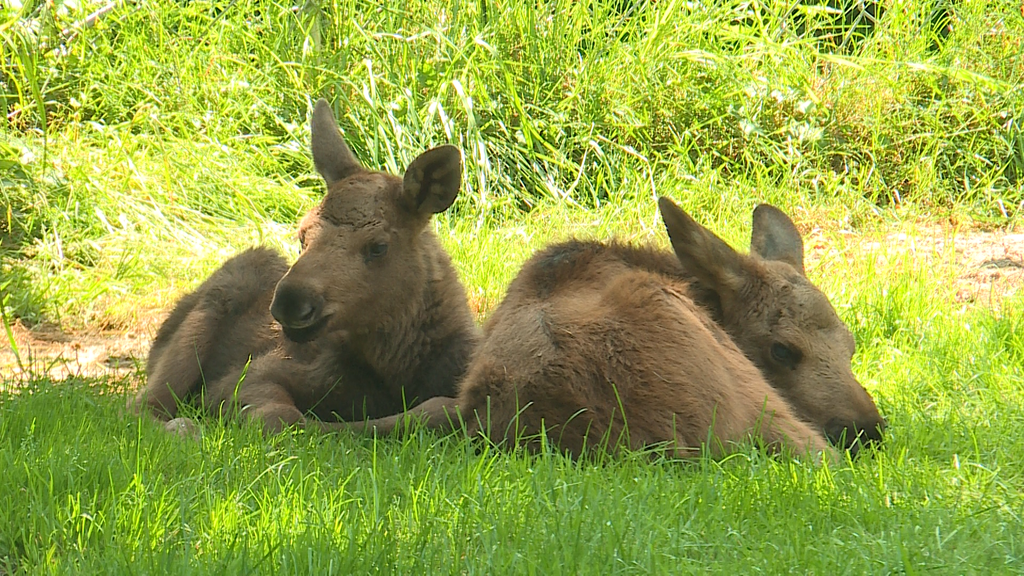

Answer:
[2,198,1023,571]
[3,0,1022,325]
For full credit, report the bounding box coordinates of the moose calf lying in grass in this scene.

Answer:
[354,198,885,460]
[131,99,480,433]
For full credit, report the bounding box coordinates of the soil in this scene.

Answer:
[2,226,1021,385]
[804,224,1024,306]
[1,320,152,384]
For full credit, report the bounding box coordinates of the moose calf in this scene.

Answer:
[132,99,480,433]
[355,198,885,460]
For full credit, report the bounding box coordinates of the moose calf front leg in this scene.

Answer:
[217,381,307,434]
[246,402,308,434]
[318,396,464,435]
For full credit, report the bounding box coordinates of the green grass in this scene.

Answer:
[3,0,1022,325]
[2,0,1024,572]
[2,278,1023,573]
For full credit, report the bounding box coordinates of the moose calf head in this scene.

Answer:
[659,197,886,455]
[270,100,462,344]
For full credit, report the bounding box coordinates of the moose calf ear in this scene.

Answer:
[750,204,805,275]
[402,145,462,215]
[310,99,362,187]
[659,196,747,296]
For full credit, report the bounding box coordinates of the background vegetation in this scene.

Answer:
[2,0,1022,326]
[1,0,1022,572]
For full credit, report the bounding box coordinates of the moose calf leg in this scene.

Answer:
[246,402,308,434]
[213,378,305,434]
[132,306,218,420]
[759,403,838,465]
[321,396,463,435]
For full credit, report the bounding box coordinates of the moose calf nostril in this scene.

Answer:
[824,421,847,444]
[864,420,886,442]
[825,417,886,454]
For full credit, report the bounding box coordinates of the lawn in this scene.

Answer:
[2,0,1023,573]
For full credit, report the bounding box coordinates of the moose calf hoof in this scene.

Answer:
[165,417,201,440]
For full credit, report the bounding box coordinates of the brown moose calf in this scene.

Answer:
[132,99,480,433]
[358,198,885,460]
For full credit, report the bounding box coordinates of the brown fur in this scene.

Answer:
[131,99,480,432]
[352,198,885,460]
[135,246,287,419]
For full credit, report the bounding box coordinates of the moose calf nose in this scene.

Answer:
[825,418,886,457]
[270,285,323,328]
[862,418,886,444]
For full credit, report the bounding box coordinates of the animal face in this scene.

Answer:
[660,198,885,455]
[269,99,462,344]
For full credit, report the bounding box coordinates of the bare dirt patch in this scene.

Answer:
[1,319,153,386]
[804,223,1023,307]
[878,228,1023,306]
[3,225,1021,385]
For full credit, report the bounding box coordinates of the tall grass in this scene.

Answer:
[6,0,1021,212]
[2,0,1022,326]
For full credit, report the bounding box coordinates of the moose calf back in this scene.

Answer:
[134,246,287,420]
[454,242,822,457]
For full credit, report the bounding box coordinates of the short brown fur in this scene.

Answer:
[355,198,885,460]
[131,99,480,432]
[135,246,288,419]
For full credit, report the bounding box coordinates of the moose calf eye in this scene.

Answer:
[770,342,801,368]
[365,242,389,262]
